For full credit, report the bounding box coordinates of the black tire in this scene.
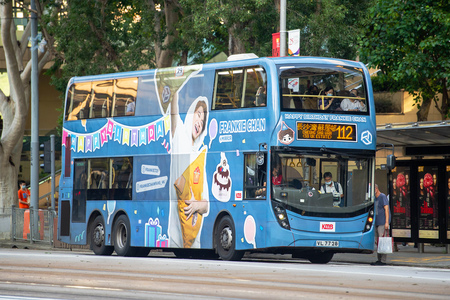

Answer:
[113,215,136,257]
[90,215,114,256]
[307,251,334,264]
[215,215,244,261]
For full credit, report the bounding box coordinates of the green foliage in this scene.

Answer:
[42,0,375,125]
[42,0,156,92]
[371,73,402,93]
[178,0,277,59]
[287,0,372,59]
[359,0,450,120]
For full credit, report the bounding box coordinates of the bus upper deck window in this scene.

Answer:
[113,77,138,117]
[90,80,113,119]
[213,66,267,110]
[66,82,92,121]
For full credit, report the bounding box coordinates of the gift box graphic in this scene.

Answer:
[156,234,168,248]
[145,218,162,247]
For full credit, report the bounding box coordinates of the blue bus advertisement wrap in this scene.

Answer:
[59,56,376,262]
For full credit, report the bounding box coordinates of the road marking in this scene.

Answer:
[65,285,123,291]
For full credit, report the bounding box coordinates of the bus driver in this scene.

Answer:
[320,172,343,206]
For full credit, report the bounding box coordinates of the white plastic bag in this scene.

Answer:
[378,235,393,254]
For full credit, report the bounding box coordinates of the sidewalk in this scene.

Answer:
[1,240,449,268]
[333,244,450,268]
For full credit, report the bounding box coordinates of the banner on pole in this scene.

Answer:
[272,32,280,57]
[288,29,300,56]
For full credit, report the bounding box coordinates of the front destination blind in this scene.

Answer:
[296,122,357,141]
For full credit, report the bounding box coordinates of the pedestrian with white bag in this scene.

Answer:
[372,184,391,265]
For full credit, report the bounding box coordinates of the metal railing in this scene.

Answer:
[11,205,56,245]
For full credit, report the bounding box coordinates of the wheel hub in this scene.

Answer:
[93,224,105,246]
[220,227,233,250]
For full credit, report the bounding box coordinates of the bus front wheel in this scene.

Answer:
[307,251,334,264]
[113,215,136,257]
[215,215,244,261]
[90,215,114,256]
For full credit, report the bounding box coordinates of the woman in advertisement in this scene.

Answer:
[168,90,210,248]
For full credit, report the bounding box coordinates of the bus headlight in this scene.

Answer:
[272,202,290,230]
[363,207,374,233]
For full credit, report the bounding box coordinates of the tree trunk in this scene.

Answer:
[416,96,432,121]
[0,2,52,211]
[0,152,20,212]
[228,25,246,55]
[439,79,449,120]
[155,0,180,68]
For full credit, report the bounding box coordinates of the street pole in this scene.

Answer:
[51,135,55,211]
[30,0,40,242]
[280,0,287,57]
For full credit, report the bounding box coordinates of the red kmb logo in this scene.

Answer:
[320,222,335,232]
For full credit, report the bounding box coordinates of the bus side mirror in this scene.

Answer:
[386,154,396,170]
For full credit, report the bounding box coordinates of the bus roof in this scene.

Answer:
[67,56,367,85]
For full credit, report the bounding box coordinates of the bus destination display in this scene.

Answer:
[296,122,357,141]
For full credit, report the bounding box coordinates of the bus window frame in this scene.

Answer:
[212,65,267,110]
[243,152,268,200]
[278,64,369,114]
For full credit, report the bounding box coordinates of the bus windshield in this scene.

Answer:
[279,64,367,113]
[271,150,373,215]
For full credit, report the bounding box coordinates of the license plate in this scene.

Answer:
[316,240,339,247]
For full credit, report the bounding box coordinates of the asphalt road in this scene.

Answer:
[0,248,449,299]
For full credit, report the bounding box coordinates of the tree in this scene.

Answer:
[0,1,52,211]
[178,0,277,59]
[359,0,450,121]
[43,0,164,94]
[286,0,372,59]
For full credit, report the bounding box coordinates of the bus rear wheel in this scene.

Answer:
[113,215,136,257]
[90,215,114,256]
[307,251,334,264]
[215,215,244,261]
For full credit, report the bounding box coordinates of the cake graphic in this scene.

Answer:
[212,152,232,202]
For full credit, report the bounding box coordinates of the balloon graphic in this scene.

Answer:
[244,215,256,248]
[106,200,116,225]
[81,119,87,131]
[209,118,218,148]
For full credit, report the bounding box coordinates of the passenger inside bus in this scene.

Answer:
[271,164,282,186]
[320,172,344,206]
[125,97,135,116]
[340,89,366,112]
[318,86,341,111]
[254,84,267,106]
[302,84,319,110]
[255,164,282,198]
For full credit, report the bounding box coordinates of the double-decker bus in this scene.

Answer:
[58,55,376,263]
